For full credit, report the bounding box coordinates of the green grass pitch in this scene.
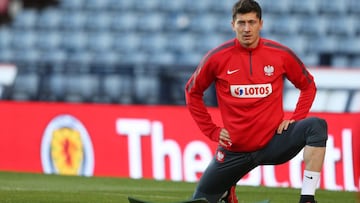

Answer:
[0,171,358,203]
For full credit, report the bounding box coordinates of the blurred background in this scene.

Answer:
[0,0,359,111]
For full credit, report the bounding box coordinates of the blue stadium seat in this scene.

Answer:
[210,0,237,14]
[136,13,164,33]
[147,51,175,66]
[11,73,40,100]
[167,33,195,53]
[318,0,347,15]
[139,33,167,53]
[184,0,211,13]
[35,31,62,51]
[38,49,67,67]
[112,33,141,54]
[106,0,134,11]
[188,14,217,34]
[84,11,112,31]
[257,0,291,14]
[268,15,300,36]
[83,0,108,11]
[36,8,62,30]
[348,0,360,14]
[11,30,37,50]
[298,15,327,37]
[59,0,85,10]
[289,0,319,15]
[86,32,113,53]
[64,74,100,102]
[59,11,86,31]
[60,31,87,52]
[11,9,37,30]
[277,35,306,56]
[158,0,185,12]
[134,73,160,104]
[65,50,93,69]
[110,12,137,33]
[176,51,203,66]
[0,28,11,50]
[133,0,160,11]
[337,36,360,54]
[102,74,133,104]
[349,90,360,112]
[326,15,356,37]
[194,34,226,54]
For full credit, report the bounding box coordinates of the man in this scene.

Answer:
[184,0,328,203]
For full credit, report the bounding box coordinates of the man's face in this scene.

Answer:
[231,12,263,48]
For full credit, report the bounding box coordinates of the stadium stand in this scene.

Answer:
[0,0,359,112]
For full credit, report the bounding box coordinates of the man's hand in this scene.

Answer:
[277,119,295,134]
[219,128,232,147]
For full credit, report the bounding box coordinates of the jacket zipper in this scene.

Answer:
[249,51,253,76]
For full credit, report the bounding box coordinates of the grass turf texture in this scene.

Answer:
[0,171,357,203]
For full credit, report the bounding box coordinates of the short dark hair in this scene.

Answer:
[232,0,262,21]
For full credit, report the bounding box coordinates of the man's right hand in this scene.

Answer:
[219,128,232,147]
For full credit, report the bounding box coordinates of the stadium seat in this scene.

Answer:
[318,0,347,15]
[112,33,141,54]
[110,12,137,33]
[176,51,203,66]
[350,56,360,68]
[349,90,360,112]
[158,0,185,12]
[167,33,195,53]
[0,28,11,50]
[188,14,218,34]
[297,15,327,37]
[11,30,37,50]
[139,33,167,53]
[193,34,226,54]
[59,0,85,11]
[257,0,291,14]
[348,0,360,14]
[106,0,134,11]
[210,0,237,14]
[86,32,113,53]
[133,0,160,11]
[326,15,356,37]
[324,90,349,112]
[83,0,108,11]
[11,9,37,30]
[60,31,87,52]
[147,51,175,66]
[84,11,112,31]
[134,73,161,104]
[268,15,300,36]
[11,73,40,100]
[64,74,100,102]
[136,13,164,33]
[288,0,319,15]
[276,35,306,56]
[36,8,62,30]
[102,74,134,104]
[59,11,86,31]
[183,0,211,13]
[35,31,62,51]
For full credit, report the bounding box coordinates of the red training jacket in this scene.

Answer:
[185,38,316,152]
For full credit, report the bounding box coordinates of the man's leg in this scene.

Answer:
[300,146,326,203]
[250,117,328,203]
[299,118,327,203]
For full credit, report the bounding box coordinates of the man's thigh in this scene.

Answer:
[251,122,307,165]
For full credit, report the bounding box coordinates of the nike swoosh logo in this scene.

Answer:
[227,69,240,74]
[305,175,313,179]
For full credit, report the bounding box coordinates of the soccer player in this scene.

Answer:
[184,0,327,203]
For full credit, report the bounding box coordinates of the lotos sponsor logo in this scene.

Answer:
[230,84,272,98]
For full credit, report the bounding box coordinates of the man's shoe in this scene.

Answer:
[219,186,238,203]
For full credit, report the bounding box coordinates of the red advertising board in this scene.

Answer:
[0,101,359,191]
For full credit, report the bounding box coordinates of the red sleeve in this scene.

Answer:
[185,55,221,142]
[284,52,317,120]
